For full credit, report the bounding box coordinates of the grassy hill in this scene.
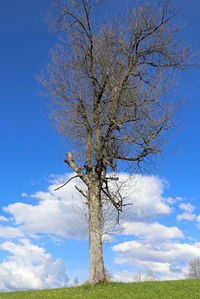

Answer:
[0,280,200,298]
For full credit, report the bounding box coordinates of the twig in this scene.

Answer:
[54,175,79,191]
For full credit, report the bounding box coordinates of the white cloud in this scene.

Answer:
[195,214,200,228]
[179,203,195,213]
[0,172,196,285]
[113,240,200,264]
[112,270,138,283]
[30,191,55,201]
[21,193,28,198]
[112,270,156,282]
[120,175,171,221]
[121,222,183,242]
[102,234,115,243]
[4,200,86,239]
[2,173,174,240]
[109,179,199,281]
[0,216,8,222]
[3,173,88,240]
[177,203,196,222]
[110,189,198,281]
[0,239,69,292]
[93,173,172,224]
[112,240,200,280]
[167,196,184,205]
[177,213,196,222]
[0,226,24,239]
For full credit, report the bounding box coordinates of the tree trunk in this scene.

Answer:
[88,180,106,285]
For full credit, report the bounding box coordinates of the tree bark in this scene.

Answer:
[88,180,106,285]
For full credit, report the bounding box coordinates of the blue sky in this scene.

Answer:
[0,0,200,291]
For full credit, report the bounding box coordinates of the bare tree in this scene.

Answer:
[40,0,191,285]
[188,258,200,279]
[135,270,156,282]
[104,267,113,281]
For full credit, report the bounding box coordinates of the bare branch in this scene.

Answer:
[105,176,119,181]
[64,152,90,185]
[54,174,79,191]
[75,185,88,199]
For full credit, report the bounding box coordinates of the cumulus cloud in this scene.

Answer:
[0,216,8,222]
[177,213,196,222]
[121,222,183,242]
[177,203,196,222]
[3,173,88,240]
[4,200,86,239]
[110,195,199,281]
[81,173,172,226]
[112,270,139,283]
[112,270,156,282]
[112,240,200,280]
[0,226,24,239]
[0,239,69,292]
[119,174,171,221]
[179,203,195,213]
[195,214,200,228]
[109,180,197,281]
[21,193,28,198]
[1,173,174,241]
[0,172,196,285]
[166,196,184,205]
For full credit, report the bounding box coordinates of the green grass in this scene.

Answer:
[0,280,200,299]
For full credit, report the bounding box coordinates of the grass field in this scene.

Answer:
[0,280,200,298]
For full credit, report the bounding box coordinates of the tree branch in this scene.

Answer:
[64,152,90,185]
[54,174,79,191]
[75,185,88,199]
[62,8,91,39]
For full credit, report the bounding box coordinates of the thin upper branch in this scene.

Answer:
[54,174,79,191]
